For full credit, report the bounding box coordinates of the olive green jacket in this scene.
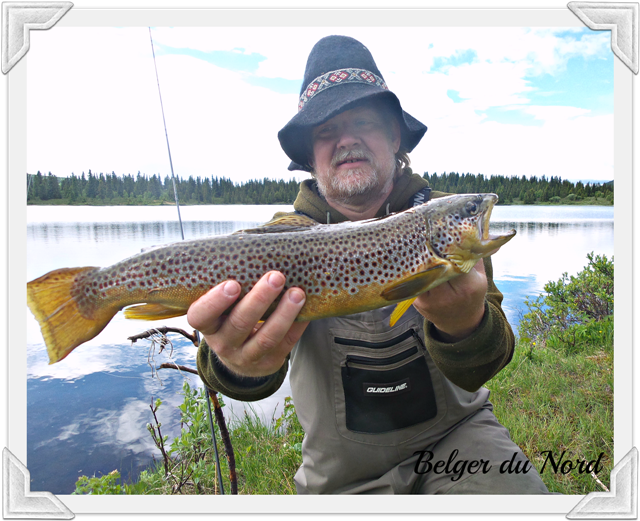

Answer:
[197,168,515,397]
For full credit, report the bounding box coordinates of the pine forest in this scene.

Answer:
[26,170,613,206]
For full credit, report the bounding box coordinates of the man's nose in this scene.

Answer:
[336,125,362,149]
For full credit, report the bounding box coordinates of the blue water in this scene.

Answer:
[25,204,614,494]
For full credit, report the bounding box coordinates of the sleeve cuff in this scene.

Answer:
[423,301,513,391]
[196,338,288,402]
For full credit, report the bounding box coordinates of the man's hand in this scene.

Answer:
[413,259,488,343]
[187,271,309,377]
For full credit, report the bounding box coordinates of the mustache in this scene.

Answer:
[331,149,373,168]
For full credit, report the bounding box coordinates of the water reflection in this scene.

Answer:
[28,220,263,244]
[26,205,614,495]
[28,218,614,246]
[27,335,201,493]
[490,220,613,235]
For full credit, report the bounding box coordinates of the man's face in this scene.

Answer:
[310,104,401,205]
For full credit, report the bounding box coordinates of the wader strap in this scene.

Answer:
[411,187,432,207]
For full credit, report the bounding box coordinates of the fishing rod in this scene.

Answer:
[148,27,225,495]
[148,28,185,241]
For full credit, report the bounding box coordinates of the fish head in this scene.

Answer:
[423,193,516,273]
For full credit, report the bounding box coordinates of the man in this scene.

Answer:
[190,35,549,494]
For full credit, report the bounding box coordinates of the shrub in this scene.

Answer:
[73,470,127,495]
[519,253,613,351]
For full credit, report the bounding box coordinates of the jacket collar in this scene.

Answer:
[293,167,430,224]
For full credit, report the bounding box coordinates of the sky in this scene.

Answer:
[26,26,614,184]
[7,14,630,518]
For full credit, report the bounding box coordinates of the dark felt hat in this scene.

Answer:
[278,35,427,172]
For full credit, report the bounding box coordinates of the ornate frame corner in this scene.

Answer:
[566,447,638,519]
[3,448,74,519]
[567,2,639,74]
[1,1,73,74]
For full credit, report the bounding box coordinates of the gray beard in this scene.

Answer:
[314,151,397,206]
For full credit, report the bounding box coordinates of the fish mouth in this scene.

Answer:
[472,229,516,255]
[472,196,516,255]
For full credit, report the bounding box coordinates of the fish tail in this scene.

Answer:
[27,267,118,364]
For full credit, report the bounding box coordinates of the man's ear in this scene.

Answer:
[307,155,315,174]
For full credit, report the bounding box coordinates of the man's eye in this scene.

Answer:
[316,126,335,136]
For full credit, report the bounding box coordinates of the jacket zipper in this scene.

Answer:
[343,328,426,376]
[335,328,415,349]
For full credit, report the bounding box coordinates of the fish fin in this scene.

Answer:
[447,255,477,273]
[381,265,448,302]
[234,214,319,234]
[263,214,319,227]
[123,303,189,320]
[27,267,118,365]
[389,298,417,327]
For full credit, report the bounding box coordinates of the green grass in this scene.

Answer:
[75,333,612,496]
[222,404,304,494]
[485,336,613,494]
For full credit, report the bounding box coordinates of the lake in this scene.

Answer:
[26,204,614,494]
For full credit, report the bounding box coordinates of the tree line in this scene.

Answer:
[423,172,613,204]
[27,171,300,205]
[27,170,613,206]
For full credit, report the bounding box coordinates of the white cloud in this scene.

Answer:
[27,26,614,185]
[520,104,592,121]
[28,28,167,177]
[410,112,613,181]
[28,27,301,183]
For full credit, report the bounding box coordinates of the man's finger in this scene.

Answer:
[187,279,241,335]
[245,287,307,359]
[219,271,287,346]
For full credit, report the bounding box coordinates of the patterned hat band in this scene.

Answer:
[298,68,388,112]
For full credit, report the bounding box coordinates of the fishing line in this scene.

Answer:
[148,27,185,241]
[148,27,225,494]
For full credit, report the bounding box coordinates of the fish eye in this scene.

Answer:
[465,201,478,215]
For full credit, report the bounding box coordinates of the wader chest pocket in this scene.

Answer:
[339,329,437,434]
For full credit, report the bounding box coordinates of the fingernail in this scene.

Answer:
[267,272,284,289]
[289,289,305,305]
[222,280,240,297]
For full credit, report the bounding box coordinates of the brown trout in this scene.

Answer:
[27,193,515,364]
